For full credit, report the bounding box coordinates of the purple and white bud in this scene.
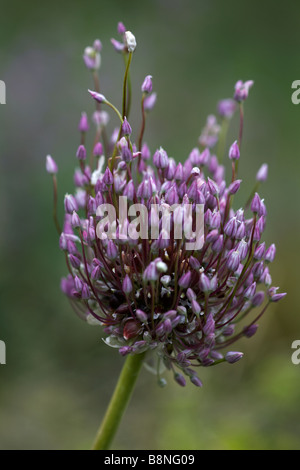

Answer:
[254,242,265,260]
[217,98,236,119]
[244,281,256,300]
[227,250,240,272]
[252,291,265,307]
[200,273,211,293]
[141,75,153,94]
[76,144,87,161]
[224,217,237,238]
[256,163,268,182]
[265,243,276,263]
[93,142,103,157]
[107,240,118,260]
[88,89,106,103]
[153,147,169,169]
[78,112,89,132]
[122,275,133,294]
[225,351,244,364]
[178,271,192,289]
[243,324,258,338]
[228,179,242,195]
[234,80,254,102]
[174,373,186,387]
[228,140,240,160]
[71,211,81,229]
[46,155,58,175]
[122,117,132,136]
[143,92,157,111]
[103,167,114,185]
[64,194,78,214]
[136,309,148,323]
[251,193,262,214]
[203,314,215,336]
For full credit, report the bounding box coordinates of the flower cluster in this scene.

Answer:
[47,23,286,387]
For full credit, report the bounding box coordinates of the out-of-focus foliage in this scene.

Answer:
[0,0,299,449]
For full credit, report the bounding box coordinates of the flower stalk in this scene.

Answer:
[92,352,146,450]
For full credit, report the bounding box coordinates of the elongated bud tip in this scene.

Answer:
[88,89,106,103]
[46,155,58,174]
[141,75,153,94]
[256,163,268,182]
[225,351,244,364]
[229,140,240,160]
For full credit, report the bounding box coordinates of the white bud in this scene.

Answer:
[156,261,168,273]
[125,31,137,52]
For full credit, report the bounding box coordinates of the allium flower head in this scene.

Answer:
[47,22,286,388]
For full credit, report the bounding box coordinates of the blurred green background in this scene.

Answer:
[1,0,299,450]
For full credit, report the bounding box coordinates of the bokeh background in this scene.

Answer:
[1,0,299,450]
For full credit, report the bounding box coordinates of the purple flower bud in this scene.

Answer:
[227,250,240,272]
[244,281,256,300]
[46,155,58,175]
[174,373,186,387]
[228,140,240,160]
[103,167,114,185]
[153,147,169,169]
[111,38,125,52]
[174,163,184,181]
[187,288,196,301]
[243,324,258,338]
[228,179,242,195]
[143,261,159,282]
[189,256,201,269]
[136,309,148,323]
[190,375,203,387]
[225,351,244,364]
[251,192,262,214]
[252,261,264,280]
[200,273,211,293]
[237,239,248,260]
[212,234,223,253]
[71,211,81,228]
[93,39,102,52]
[165,185,179,205]
[265,243,276,263]
[117,22,126,35]
[217,98,236,119]
[256,163,268,182]
[178,271,192,289]
[268,288,287,302]
[207,177,219,196]
[91,265,101,280]
[165,159,176,180]
[254,242,265,260]
[203,314,215,336]
[141,75,153,94]
[78,112,89,132]
[121,145,133,163]
[107,240,118,260]
[69,254,81,269]
[81,283,90,300]
[235,221,246,240]
[123,180,135,201]
[199,148,210,166]
[224,217,237,238]
[64,194,78,214]
[252,291,265,307]
[88,89,106,103]
[143,92,157,111]
[74,275,83,292]
[122,117,132,136]
[119,346,132,356]
[76,144,87,161]
[223,325,235,337]
[191,300,201,315]
[93,142,103,157]
[234,80,254,102]
[123,275,133,294]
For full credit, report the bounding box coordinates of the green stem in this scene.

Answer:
[92,352,146,450]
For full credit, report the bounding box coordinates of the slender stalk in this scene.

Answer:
[92,352,146,450]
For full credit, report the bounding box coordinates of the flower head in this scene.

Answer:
[48,22,285,388]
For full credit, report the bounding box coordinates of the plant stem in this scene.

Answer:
[92,351,146,450]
